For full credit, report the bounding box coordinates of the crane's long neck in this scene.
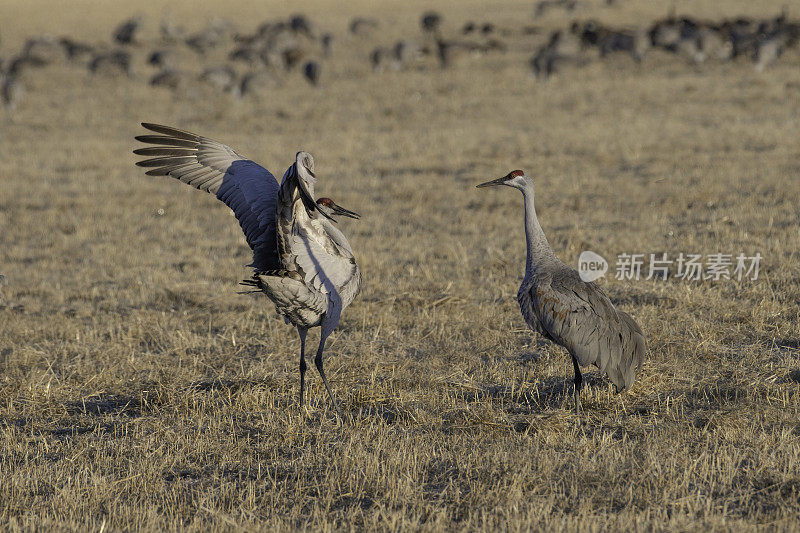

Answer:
[522,187,556,277]
[279,164,316,220]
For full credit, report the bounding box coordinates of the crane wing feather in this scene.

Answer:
[287,229,359,294]
[134,123,281,271]
[523,269,646,390]
[255,273,328,329]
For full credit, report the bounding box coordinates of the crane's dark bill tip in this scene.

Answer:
[476,176,508,188]
[332,205,360,220]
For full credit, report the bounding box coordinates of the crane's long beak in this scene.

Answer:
[328,201,360,220]
[476,176,509,188]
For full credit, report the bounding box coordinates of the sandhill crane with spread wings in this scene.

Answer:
[477,170,646,415]
[133,123,361,412]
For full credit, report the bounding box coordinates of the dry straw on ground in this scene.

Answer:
[1,0,799,530]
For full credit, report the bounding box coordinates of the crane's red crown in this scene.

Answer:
[508,170,525,179]
[316,197,334,207]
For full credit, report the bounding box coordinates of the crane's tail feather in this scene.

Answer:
[237,277,262,294]
[616,311,648,391]
[239,270,302,290]
[249,271,327,329]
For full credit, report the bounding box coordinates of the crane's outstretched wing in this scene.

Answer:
[529,269,646,391]
[517,285,554,341]
[133,123,281,271]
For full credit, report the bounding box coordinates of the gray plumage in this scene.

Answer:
[59,38,94,62]
[199,65,239,94]
[22,36,66,65]
[321,33,334,57]
[477,170,646,415]
[160,17,185,44]
[133,124,362,413]
[394,39,423,66]
[88,50,132,76]
[349,17,379,37]
[185,21,234,55]
[114,17,142,45]
[239,71,281,98]
[149,69,189,90]
[370,47,397,73]
[148,50,174,69]
[289,14,314,39]
[420,11,442,36]
[753,34,783,72]
[302,61,320,85]
[530,31,584,80]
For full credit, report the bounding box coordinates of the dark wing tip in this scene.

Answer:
[134,134,198,148]
[144,167,172,176]
[133,147,197,156]
[139,122,200,141]
[136,156,196,168]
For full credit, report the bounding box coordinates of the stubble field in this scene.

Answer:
[1,0,799,530]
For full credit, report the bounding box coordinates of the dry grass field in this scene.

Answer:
[1,0,799,530]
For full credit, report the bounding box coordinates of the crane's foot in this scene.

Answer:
[298,392,311,418]
[315,357,344,419]
[331,400,345,420]
[325,388,344,420]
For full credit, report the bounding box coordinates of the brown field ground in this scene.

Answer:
[1,0,799,530]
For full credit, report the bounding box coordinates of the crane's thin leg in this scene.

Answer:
[314,333,342,416]
[571,354,583,416]
[298,328,308,408]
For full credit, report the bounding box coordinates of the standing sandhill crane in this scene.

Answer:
[477,170,646,415]
[133,123,362,412]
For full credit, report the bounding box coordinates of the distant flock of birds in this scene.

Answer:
[2,9,798,111]
[532,11,800,78]
[0,14,329,109]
